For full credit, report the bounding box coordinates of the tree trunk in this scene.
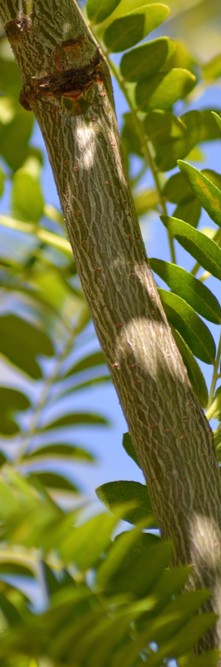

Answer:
[1,0,221,654]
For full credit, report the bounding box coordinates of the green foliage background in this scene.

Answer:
[0,0,221,664]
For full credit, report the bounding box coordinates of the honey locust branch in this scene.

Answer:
[1,0,221,655]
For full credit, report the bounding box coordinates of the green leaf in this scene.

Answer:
[0,314,54,379]
[215,386,221,414]
[164,39,195,72]
[11,170,44,222]
[202,168,221,191]
[120,37,175,81]
[185,109,220,143]
[202,54,221,81]
[104,0,155,18]
[86,0,121,24]
[0,478,21,519]
[134,188,159,216]
[150,258,221,323]
[171,329,208,407]
[136,69,195,111]
[97,532,171,596]
[40,562,63,596]
[161,216,221,280]
[154,590,211,644]
[158,289,216,364]
[178,160,221,228]
[212,111,221,131]
[0,96,17,125]
[184,109,221,143]
[163,172,194,204]
[122,112,143,156]
[52,608,110,665]
[0,560,35,579]
[144,110,187,171]
[0,386,30,435]
[144,110,185,144]
[24,443,95,463]
[208,386,221,421]
[153,566,191,605]
[34,266,73,311]
[173,197,201,227]
[66,350,106,377]
[60,512,121,567]
[154,613,217,661]
[179,651,221,667]
[0,56,20,97]
[0,451,7,467]
[122,432,141,468]
[104,4,170,52]
[51,374,110,403]
[0,592,21,627]
[116,593,214,667]
[96,480,155,526]
[83,615,137,667]
[0,104,34,170]
[144,109,220,171]
[214,427,221,454]
[43,411,108,431]
[27,472,79,493]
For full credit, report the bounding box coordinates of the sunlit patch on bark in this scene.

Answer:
[75,121,97,169]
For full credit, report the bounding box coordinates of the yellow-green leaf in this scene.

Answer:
[171,329,208,407]
[163,172,200,226]
[150,258,221,323]
[86,0,121,25]
[96,480,155,526]
[212,111,221,131]
[12,170,44,222]
[163,172,194,204]
[0,314,54,379]
[136,68,196,111]
[122,432,141,468]
[178,160,221,228]
[0,386,30,436]
[24,443,95,464]
[158,289,216,364]
[179,651,221,667]
[104,4,170,52]
[42,411,108,431]
[120,37,175,81]
[161,216,221,280]
[202,54,221,82]
[173,196,201,227]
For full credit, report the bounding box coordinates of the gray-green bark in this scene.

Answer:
[1,0,221,654]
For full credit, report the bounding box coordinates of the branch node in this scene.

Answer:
[19,47,105,113]
[5,16,32,42]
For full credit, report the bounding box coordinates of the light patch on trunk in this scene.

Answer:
[75,121,97,170]
[190,513,221,569]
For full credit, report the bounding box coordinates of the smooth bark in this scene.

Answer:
[1,0,221,653]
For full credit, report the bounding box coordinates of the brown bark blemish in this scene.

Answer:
[19,48,104,111]
[5,16,32,41]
